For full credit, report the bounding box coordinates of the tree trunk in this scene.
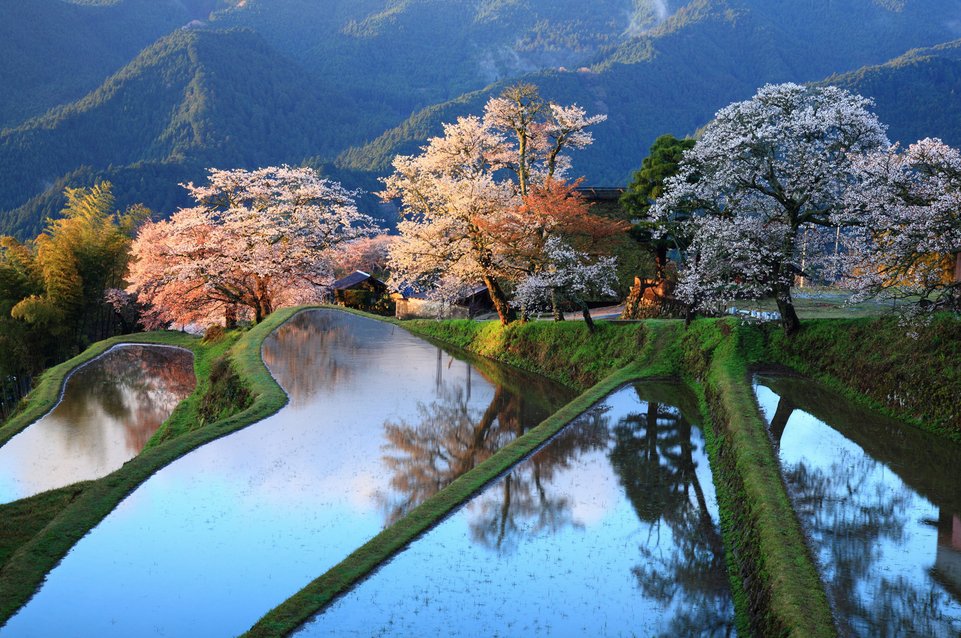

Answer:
[483,276,515,325]
[579,301,595,333]
[225,305,238,329]
[551,289,564,322]
[774,279,801,336]
[954,251,961,283]
[655,243,668,282]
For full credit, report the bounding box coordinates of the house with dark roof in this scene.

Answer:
[331,271,392,314]
[392,283,493,320]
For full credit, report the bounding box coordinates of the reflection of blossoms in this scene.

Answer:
[609,394,732,637]
[467,407,610,553]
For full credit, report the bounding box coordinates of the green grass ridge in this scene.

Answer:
[0,308,299,624]
[3,307,958,637]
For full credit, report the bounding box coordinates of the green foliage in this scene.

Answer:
[0,182,146,417]
[621,134,696,221]
[197,356,253,425]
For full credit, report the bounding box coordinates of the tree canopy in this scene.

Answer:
[653,83,889,334]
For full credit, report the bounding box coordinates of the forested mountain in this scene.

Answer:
[0,0,232,129]
[3,0,961,238]
[0,28,366,237]
[820,39,961,147]
[209,0,665,125]
[337,0,961,183]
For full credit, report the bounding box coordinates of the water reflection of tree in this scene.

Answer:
[261,311,361,404]
[378,373,586,528]
[56,345,195,453]
[609,390,734,637]
[467,408,610,553]
[786,453,960,637]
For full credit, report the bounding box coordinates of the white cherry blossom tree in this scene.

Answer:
[841,138,961,313]
[514,237,618,332]
[128,166,378,328]
[653,83,889,334]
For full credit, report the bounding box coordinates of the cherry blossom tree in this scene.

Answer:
[514,237,618,332]
[482,178,628,319]
[653,83,889,334]
[841,138,961,313]
[384,84,607,325]
[128,166,377,328]
[330,235,395,278]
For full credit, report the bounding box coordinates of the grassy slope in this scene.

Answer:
[245,318,677,637]
[0,307,297,624]
[764,315,961,441]
[247,313,840,638]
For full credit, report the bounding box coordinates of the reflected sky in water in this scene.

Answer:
[0,345,195,504]
[755,376,961,637]
[299,382,734,638]
[0,310,572,638]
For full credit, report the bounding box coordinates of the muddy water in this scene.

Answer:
[755,374,961,637]
[298,382,734,638]
[0,310,573,638]
[0,345,195,504]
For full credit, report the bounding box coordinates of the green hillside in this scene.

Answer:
[0,0,230,129]
[820,39,961,147]
[336,0,961,183]
[0,27,365,238]
[210,0,663,124]
[3,0,961,237]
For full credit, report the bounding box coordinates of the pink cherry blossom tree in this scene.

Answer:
[384,84,607,325]
[652,83,889,334]
[128,166,378,328]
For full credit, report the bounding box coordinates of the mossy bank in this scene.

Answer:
[0,307,299,624]
[2,307,957,637]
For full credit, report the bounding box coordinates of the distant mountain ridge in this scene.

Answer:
[336,0,961,183]
[0,27,363,237]
[2,0,961,238]
[819,39,961,147]
[0,0,230,129]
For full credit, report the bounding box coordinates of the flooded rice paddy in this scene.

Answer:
[0,344,195,504]
[755,374,961,637]
[299,382,734,637]
[0,310,572,637]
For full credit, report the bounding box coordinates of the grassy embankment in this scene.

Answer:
[764,315,961,442]
[247,312,842,638]
[0,307,300,625]
[245,317,680,638]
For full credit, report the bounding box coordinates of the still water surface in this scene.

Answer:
[0,310,572,637]
[0,345,195,504]
[299,382,734,637]
[755,375,961,637]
